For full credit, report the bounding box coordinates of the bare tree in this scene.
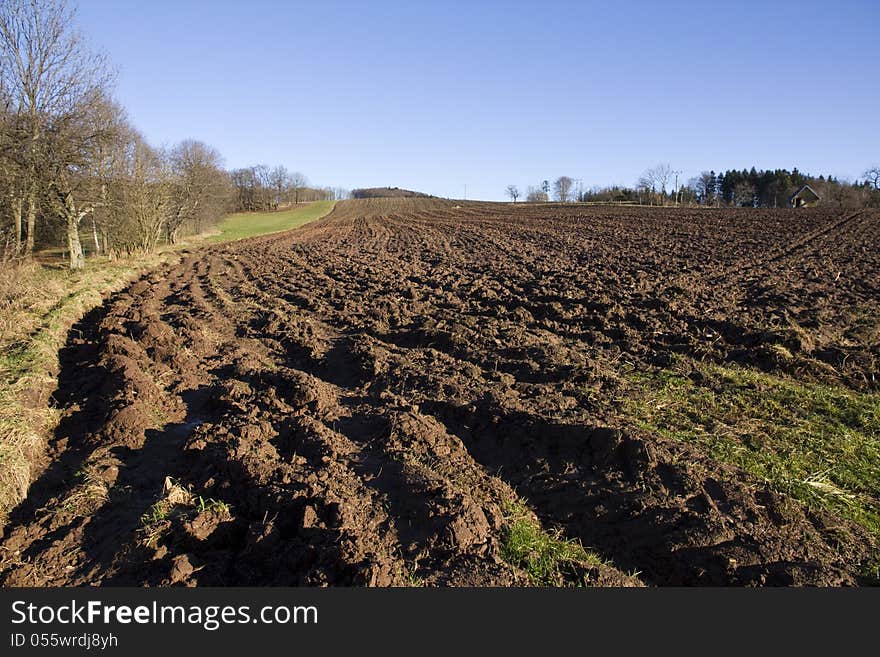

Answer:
[811,177,864,210]
[654,164,673,197]
[865,167,880,191]
[0,0,113,259]
[122,137,170,253]
[290,171,307,204]
[47,92,121,268]
[268,164,289,209]
[553,176,573,202]
[228,166,324,211]
[0,98,25,253]
[0,2,233,263]
[688,171,717,205]
[252,164,271,209]
[505,184,519,202]
[638,164,673,206]
[635,176,652,205]
[230,167,256,211]
[732,181,756,207]
[526,185,548,202]
[166,140,228,242]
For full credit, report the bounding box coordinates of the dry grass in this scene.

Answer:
[56,462,111,516]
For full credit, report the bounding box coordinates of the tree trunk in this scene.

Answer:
[59,193,89,270]
[92,217,101,255]
[66,217,85,270]
[12,196,23,253]
[25,191,37,254]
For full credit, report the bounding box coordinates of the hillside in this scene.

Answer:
[351,187,432,199]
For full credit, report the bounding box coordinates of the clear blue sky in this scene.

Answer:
[77,0,878,201]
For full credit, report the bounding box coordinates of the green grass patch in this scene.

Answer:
[140,479,231,548]
[193,495,231,515]
[621,358,880,542]
[501,501,605,586]
[209,201,335,242]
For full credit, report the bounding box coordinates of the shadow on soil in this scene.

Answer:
[421,397,850,586]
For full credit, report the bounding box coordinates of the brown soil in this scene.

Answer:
[1,199,877,586]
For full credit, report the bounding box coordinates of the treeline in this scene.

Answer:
[0,0,236,267]
[508,166,880,208]
[0,0,336,269]
[505,179,576,203]
[351,187,430,199]
[581,165,879,208]
[229,165,348,212]
[686,168,878,209]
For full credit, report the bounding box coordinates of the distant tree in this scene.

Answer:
[124,137,171,253]
[718,170,740,205]
[636,175,653,205]
[166,140,230,242]
[637,164,673,205]
[807,175,866,209]
[253,164,271,208]
[677,184,697,205]
[865,167,880,190]
[654,164,672,197]
[526,186,548,202]
[505,185,519,202]
[290,171,307,204]
[268,165,289,209]
[688,171,717,205]
[762,170,792,208]
[350,187,429,199]
[732,181,756,207]
[553,176,573,203]
[642,164,673,205]
[541,180,550,196]
[229,167,255,211]
[580,185,639,204]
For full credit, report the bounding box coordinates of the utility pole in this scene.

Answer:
[673,170,682,205]
[464,184,467,201]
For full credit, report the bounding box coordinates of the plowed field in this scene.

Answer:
[2,198,878,586]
